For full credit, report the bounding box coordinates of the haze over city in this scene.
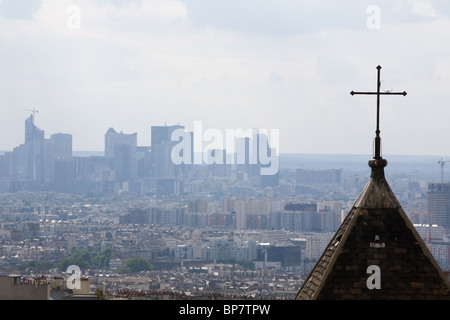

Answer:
[1,1,450,156]
[2,1,450,306]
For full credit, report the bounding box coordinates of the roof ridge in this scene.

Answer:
[296,158,450,300]
[354,162,400,209]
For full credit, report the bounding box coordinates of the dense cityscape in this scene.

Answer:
[0,114,448,300]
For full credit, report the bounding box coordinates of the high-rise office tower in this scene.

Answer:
[151,125,183,148]
[151,124,184,178]
[207,149,229,177]
[104,128,137,182]
[45,133,73,182]
[0,152,13,178]
[51,133,72,157]
[13,115,45,184]
[113,143,133,182]
[136,146,151,178]
[427,182,450,228]
[104,128,137,159]
[25,114,44,143]
[235,132,279,186]
[54,157,76,193]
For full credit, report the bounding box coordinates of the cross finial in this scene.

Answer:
[350,65,407,160]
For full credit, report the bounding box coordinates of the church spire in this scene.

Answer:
[295,66,450,300]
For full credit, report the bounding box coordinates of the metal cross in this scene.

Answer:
[350,65,407,159]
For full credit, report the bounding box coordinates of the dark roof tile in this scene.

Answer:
[296,159,450,300]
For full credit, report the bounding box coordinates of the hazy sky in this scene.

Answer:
[1,0,450,156]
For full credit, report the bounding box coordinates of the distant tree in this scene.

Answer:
[58,247,114,271]
[94,288,107,300]
[117,257,154,274]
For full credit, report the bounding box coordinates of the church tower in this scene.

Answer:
[296,66,450,300]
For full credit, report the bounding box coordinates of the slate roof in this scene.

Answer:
[296,158,450,300]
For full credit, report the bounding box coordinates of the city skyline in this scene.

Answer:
[0,113,284,194]
[2,1,450,304]
[2,1,450,156]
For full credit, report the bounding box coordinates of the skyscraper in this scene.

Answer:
[45,133,73,183]
[104,128,137,182]
[51,133,72,157]
[427,182,450,228]
[54,157,76,193]
[13,115,45,184]
[104,128,137,159]
[151,124,184,178]
[25,114,44,143]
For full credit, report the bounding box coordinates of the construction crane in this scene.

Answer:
[23,108,39,122]
[438,157,450,191]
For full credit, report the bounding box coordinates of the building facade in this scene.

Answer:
[428,183,450,228]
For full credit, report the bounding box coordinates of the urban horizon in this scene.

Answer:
[5,113,450,158]
[2,113,446,176]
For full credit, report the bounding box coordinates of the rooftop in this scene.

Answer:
[296,158,450,299]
